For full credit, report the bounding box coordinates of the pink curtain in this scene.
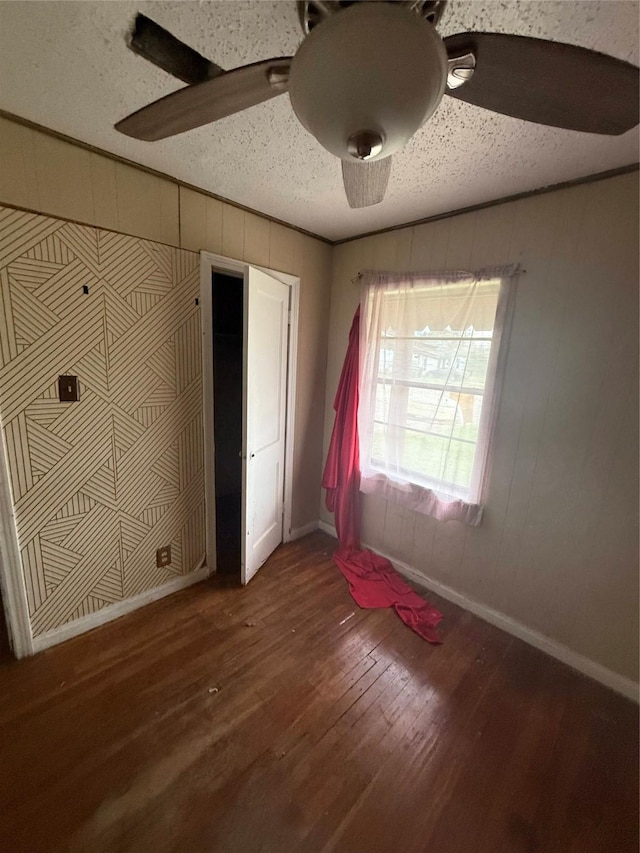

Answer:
[322,307,443,644]
[321,306,361,549]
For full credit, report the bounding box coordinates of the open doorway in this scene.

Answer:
[201,254,300,586]
[211,271,243,576]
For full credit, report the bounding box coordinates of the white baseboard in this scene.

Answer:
[31,565,210,653]
[288,520,319,541]
[316,520,638,702]
[318,520,337,538]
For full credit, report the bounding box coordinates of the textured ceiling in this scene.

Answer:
[0,1,638,241]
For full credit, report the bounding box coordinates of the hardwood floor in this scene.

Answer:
[0,531,637,853]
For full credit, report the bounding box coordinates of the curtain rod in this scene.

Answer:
[351,265,526,284]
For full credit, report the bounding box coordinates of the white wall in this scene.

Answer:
[322,172,639,686]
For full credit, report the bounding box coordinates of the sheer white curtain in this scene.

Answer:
[358,266,517,525]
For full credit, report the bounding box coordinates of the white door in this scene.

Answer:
[242,267,290,584]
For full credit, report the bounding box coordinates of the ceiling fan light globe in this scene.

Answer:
[289,2,447,161]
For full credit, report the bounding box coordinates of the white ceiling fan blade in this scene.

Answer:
[341,157,392,208]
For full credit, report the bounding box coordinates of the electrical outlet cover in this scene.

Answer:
[156,545,171,568]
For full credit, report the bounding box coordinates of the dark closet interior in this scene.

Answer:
[212,271,244,576]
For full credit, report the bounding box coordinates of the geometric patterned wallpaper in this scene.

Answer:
[0,205,205,637]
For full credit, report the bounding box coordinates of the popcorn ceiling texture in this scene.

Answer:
[0,0,638,240]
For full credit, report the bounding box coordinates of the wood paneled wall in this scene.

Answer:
[178,188,333,530]
[322,172,639,684]
[0,115,332,643]
[0,115,332,534]
[0,117,179,245]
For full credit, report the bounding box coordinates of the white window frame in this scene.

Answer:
[359,270,516,525]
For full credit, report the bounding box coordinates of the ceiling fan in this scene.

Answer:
[115,1,639,209]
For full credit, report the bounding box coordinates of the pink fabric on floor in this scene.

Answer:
[322,305,443,645]
[333,548,443,644]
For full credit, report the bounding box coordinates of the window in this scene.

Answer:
[358,267,516,525]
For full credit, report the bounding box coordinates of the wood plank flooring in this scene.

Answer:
[0,531,637,853]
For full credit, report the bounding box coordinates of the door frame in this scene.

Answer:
[199,252,300,575]
[0,428,33,658]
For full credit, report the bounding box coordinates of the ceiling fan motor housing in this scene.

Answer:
[288,2,448,161]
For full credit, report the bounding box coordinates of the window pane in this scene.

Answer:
[410,336,473,387]
[446,390,485,438]
[376,336,494,390]
[463,340,493,390]
[365,279,502,497]
[372,421,385,463]
[402,431,450,482]
[371,424,477,492]
[374,381,391,421]
[441,438,476,489]
[406,386,463,434]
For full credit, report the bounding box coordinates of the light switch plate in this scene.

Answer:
[58,375,78,402]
